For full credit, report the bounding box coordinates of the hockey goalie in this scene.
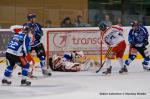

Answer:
[49,51,98,72]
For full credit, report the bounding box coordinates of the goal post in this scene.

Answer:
[45,27,106,67]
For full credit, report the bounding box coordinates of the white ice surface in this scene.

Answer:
[0,59,150,99]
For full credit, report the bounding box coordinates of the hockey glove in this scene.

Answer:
[26,53,35,65]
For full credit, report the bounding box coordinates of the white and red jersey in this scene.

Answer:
[102,25,125,47]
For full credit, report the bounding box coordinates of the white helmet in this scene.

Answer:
[10,25,23,33]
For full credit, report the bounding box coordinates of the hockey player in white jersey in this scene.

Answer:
[99,22,127,75]
[2,25,34,86]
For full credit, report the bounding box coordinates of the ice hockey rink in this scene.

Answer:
[0,59,150,99]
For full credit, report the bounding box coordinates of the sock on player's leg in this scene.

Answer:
[125,54,136,66]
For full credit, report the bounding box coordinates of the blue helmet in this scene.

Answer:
[27,13,36,21]
[98,22,107,30]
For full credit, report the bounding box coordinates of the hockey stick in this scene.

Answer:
[0,59,5,63]
[96,60,106,73]
[96,47,112,73]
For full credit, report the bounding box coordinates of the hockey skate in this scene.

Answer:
[143,65,150,71]
[27,72,38,79]
[102,66,112,75]
[119,65,128,74]
[2,79,12,85]
[21,79,31,86]
[42,69,52,76]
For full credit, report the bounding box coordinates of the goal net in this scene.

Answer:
[45,28,107,67]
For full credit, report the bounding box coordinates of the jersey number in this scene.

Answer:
[8,41,19,50]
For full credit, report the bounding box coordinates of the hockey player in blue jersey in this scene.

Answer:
[23,13,51,76]
[122,21,150,73]
[2,25,34,86]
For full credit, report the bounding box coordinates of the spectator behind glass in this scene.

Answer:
[142,16,146,26]
[0,17,2,28]
[45,20,52,28]
[74,15,91,27]
[100,14,112,27]
[60,17,74,27]
[0,25,2,29]
[115,17,123,26]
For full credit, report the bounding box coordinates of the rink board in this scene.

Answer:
[0,27,150,64]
